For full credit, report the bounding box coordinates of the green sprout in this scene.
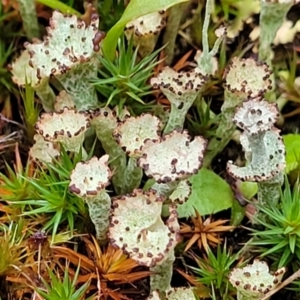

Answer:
[92,36,162,113]
[8,148,88,241]
[190,243,244,300]
[33,263,92,300]
[21,82,40,141]
[0,41,16,95]
[0,221,28,277]
[0,160,35,203]
[250,177,300,268]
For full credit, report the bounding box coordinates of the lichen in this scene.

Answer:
[109,189,180,292]
[124,10,167,57]
[138,130,207,183]
[35,107,90,154]
[229,260,286,300]
[69,155,112,243]
[151,67,206,134]
[11,7,103,111]
[29,134,60,165]
[113,113,161,157]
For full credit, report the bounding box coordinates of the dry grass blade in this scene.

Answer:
[53,236,150,286]
[175,268,210,298]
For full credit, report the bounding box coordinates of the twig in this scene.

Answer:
[260,268,300,300]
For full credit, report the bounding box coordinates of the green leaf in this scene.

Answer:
[230,199,245,226]
[36,0,80,15]
[239,181,257,199]
[101,0,189,61]
[176,168,234,217]
[283,134,300,174]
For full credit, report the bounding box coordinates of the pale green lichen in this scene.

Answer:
[168,179,191,204]
[113,113,162,191]
[124,10,167,57]
[54,90,75,112]
[259,0,300,62]
[195,0,226,76]
[69,155,112,243]
[204,57,273,167]
[29,134,60,165]
[108,189,180,293]
[17,0,39,39]
[229,260,286,300]
[11,9,101,111]
[113,113,162,157]
[150,67,206,135]
[148,287,196,300]
[90,107,131,195]
[227,99,286,213]
[35,107,90,155]
[139,130,207,183]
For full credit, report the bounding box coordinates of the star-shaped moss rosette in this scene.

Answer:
[204,57,273,167]
[124,10,167,57]
[90,107,131,195]
[148,287,196,300]
[229,260,286,300]
[69,155,112,243]
[29,134,60,166]
[108,189,180,293]
[151,67,206,134]
[11,8,102,111]
[34,107,90,155]
[180,210,235,253]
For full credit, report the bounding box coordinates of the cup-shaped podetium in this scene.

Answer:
[151,67,206,134]
[34,107,90,155]
[69,155,112,243]
[108,189,180,293]
[229,260,286,300]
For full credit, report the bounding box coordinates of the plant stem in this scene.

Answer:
[58,61,99,111]
[94,127,127,195]
[85,191,111,244]
[163,102,191,135]
[17,0,39,40]
[256,174,283,221]
[202,0,213,56]
[23,83,39,141]
[259,0,293,63]
[162,2,189,65]
[204,90,243,167]
[124,157,143,192]
[150,253,175,294]
[35,83,56,112]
